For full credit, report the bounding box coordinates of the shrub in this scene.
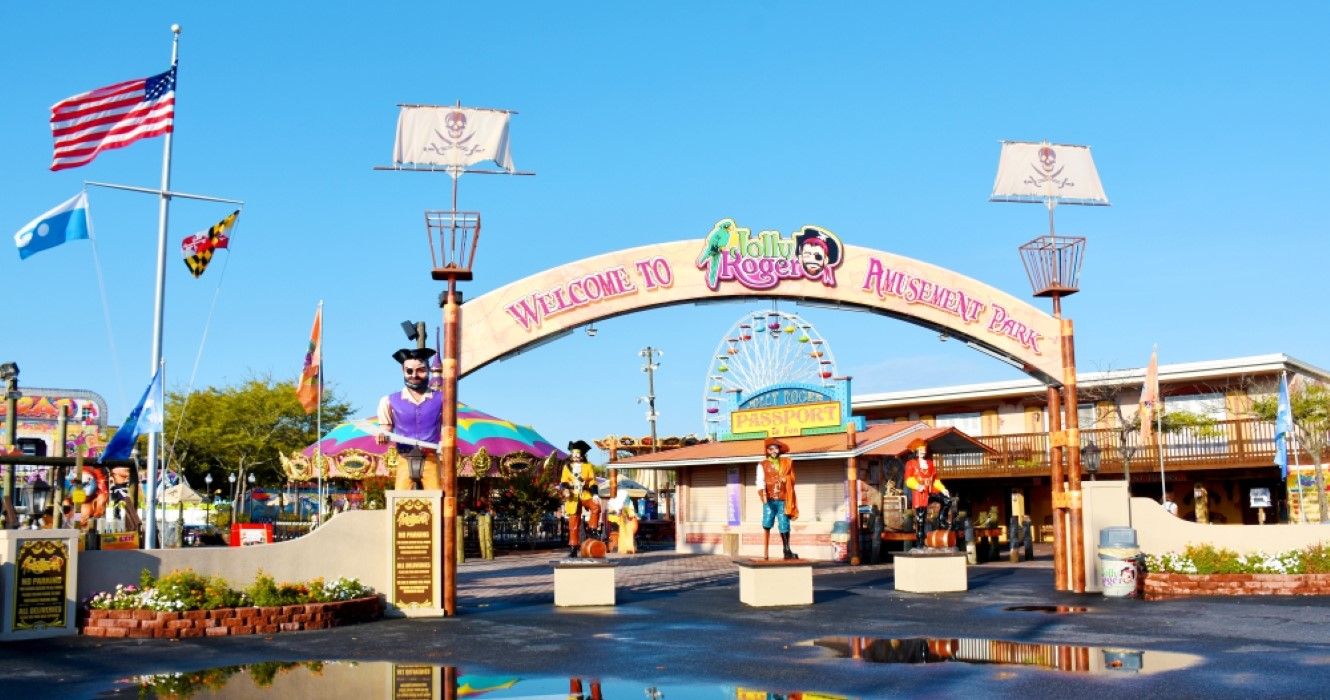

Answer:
[87,570,372,612]
[1305,543,1330,574]
[1145,543,1330,575]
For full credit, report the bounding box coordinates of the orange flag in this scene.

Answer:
[1139,347,1158,445]
[297,305,322,414]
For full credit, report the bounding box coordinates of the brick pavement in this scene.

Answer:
[457,544,1054,603]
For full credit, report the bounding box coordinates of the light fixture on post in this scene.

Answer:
[246,473,256,516]
[405,448,425,489]
[204,473,213,527]
[992,139,1109,595]
[228,473,237,524]
[22,476,52,528]
[1080,440,1101,481]
[2,361,20,529]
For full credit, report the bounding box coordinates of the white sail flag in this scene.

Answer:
[393,106,515,171]
[990,141,1109,206]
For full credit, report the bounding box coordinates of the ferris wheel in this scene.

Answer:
[701,308,839,437]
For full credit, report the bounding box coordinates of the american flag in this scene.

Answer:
[49,66,176,171]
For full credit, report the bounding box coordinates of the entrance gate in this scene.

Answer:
[459,218,1088,591]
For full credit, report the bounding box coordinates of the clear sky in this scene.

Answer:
[3,3,1327,461]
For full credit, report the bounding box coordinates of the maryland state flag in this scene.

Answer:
[296,305,322,414]
[181,209,239,278]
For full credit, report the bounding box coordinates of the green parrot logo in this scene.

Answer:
[697,218,735,290]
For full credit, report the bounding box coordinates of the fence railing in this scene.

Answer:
[937,418,1295,478]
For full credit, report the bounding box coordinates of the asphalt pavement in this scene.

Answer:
[3,545,1329,699]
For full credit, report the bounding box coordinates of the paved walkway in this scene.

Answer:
[457,543,1055,603]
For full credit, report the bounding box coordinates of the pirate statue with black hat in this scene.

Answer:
[377,347,443,491]
[756,437,800,560]
[560,440,601,557]
[904,438,953,550]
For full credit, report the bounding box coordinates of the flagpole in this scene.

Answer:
[316,300,325,527]
[144,24,181,550]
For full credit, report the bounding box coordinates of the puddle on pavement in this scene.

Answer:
[1003,605,1089,614]
[103,661,851,699]
[804,636,1201,675]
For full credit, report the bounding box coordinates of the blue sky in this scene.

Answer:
[3,3,1328,460]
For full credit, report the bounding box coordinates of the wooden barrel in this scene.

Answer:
[579,538,607,559]
[925,530,957,549]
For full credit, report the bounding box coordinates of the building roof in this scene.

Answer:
[852,353,1330,411]
[611,421,993,470]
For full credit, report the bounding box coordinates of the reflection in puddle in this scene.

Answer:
[108,662,850,699]
[804,637,1201,675]
[1003,605,1089,614]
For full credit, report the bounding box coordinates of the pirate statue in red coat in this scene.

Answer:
[904,438,952,550]
[756,437,800,560]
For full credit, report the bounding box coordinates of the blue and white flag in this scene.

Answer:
[13,192,90,259]
[101,367,164,462]
[1274,373,1292,479]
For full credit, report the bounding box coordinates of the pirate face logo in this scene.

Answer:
[794,227,843,281]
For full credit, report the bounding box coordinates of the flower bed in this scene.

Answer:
[81,595,383,638]
[1143,543,1330,600]
[1144,572,1330,600]
[80,569,383,638]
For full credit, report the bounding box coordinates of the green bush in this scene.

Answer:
[1145,543,1330,575]
[1305,543,1330,574]
[88,570,372,612]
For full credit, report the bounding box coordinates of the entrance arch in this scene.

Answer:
[460,219,1065,385]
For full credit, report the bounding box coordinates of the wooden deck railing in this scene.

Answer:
[937,418,1294,478]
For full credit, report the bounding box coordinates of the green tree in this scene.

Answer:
[1251,381,1330,523]
[162,374,353,499]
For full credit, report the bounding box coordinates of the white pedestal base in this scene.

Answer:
[553,562,616,607]
[737,559,813,607]
[893,552,968,592]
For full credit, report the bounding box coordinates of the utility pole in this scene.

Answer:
[638,347,662,452]
[637,347,663,508]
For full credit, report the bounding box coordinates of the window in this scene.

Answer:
[936,412,983,466]
[1077,403,1097,429]
[1163,392,1227,457]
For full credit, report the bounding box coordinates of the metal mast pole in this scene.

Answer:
[316,300,325,527]
[144,24,181,550]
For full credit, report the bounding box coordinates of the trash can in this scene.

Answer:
[830,521,851,562]
[1098,526,1140,598]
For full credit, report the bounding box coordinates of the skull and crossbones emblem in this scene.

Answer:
[445,111,467,140]
[1024,145,1074,190]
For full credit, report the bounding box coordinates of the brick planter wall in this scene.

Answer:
[1144,573,1330,600]
[79,595,383,639]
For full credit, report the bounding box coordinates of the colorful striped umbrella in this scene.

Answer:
[296,402,565,480]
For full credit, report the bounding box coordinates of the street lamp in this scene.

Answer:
[425,208,481,617]
[22,476,52,528]
[1081,441,1102,481]
[204,474,213,527]
[246,473,256,516]
[228,473,237,524]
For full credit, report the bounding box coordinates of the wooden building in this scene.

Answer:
[853,353,1330,527]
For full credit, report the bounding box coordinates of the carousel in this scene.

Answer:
[279,403,568,507]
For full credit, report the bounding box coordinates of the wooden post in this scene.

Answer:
[441,283,461,616]
[1048,386,1067,590]
[1061,317,1086,593]
[846,422,860,566]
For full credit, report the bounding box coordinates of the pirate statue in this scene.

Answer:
[560,440,599,557]
[377,347,443,491]
[904,438,953,549]
[756,437,800,560]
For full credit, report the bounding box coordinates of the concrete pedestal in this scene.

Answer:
[1,529,80,641]
[737,559,813,607]
[893,552,967,593]
[553,561,616,607]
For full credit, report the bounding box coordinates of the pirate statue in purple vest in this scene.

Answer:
[377,347,444,491]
